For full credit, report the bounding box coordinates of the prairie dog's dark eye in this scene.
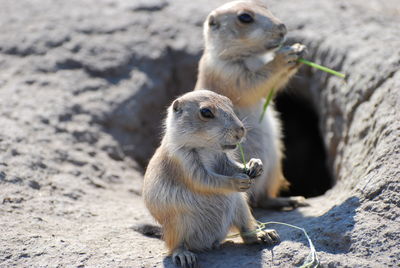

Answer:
[238,13,254,24]
[200,108,214,119]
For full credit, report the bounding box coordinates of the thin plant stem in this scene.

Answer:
[227,221,319,268]
[299,58,346,79]
[259,88,275,123]
[237,143,247,172]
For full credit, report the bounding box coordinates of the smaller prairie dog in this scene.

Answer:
[143,90,279,268]
[195,0,308,209]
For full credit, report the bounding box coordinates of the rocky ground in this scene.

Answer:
[0,0,399,267]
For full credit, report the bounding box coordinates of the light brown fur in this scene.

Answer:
[195,0,308,209]
[143,90,279,267]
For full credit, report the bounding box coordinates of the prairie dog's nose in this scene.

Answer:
[235,126,246,141]
[277,23,287,38]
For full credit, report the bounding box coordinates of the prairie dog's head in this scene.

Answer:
[204,0,287,60]
[165,90,245,152]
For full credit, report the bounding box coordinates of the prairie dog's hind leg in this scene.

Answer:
[246,115,309,210]
[233,195,280,246]
[243,228,280,246]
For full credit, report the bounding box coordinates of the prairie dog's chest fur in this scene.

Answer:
[196,148,228,173]
[186,149,239,208]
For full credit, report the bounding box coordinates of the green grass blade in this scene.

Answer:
[258,59,344,124]
[237,143,247,172]
[299,58,345,79]
[259,88,275,123]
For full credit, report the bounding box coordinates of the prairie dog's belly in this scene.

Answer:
[234,101,281,194]
[188,192,237,228]
[182,192,239,250]
[234,101,280,160]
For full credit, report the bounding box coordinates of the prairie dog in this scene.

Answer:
[195,0,307,209]
[143,90,279,267]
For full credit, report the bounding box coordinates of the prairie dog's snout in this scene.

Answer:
[220,116,246,150]
[230,120,246,143]
[235,125,246,141]
[276,23,287,38]
[222,109,246,145]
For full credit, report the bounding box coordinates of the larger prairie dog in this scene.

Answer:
[195,0,307,209]
[143,90,279,267]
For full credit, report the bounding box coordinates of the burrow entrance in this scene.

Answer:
[276,92,333,197]
[105,49,333,198]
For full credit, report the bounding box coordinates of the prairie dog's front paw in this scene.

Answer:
[246,158,263,178]
[231,173,252,192]
[276,43,307,68]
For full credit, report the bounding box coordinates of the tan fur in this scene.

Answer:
[143,90,279,267]
[195,0,307,208]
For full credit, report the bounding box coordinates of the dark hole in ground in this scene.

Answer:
[275,91,333,198]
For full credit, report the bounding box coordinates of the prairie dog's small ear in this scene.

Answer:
[208,14,219,29]
[172,99,181,112]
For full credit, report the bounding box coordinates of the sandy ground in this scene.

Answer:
[1,0,399,267]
